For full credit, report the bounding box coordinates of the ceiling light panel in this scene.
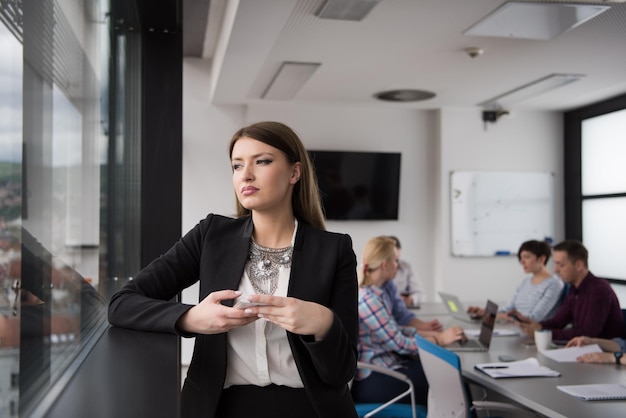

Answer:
[464,2,610,40]
[479,73,585,108]
[262,62,321,100]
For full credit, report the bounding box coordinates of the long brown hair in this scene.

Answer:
[228,121,326,230]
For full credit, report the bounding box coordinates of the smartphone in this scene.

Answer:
[498,355,517,362]
[233,299,269,309]
[508,313,522,322]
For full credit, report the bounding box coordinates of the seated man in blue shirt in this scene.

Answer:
[387,236,424,308]
[382,279,442,332]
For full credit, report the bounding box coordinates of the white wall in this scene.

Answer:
[438,108,564,302]
[183,59,245,232]
[181,58,564,363]
[245,102,440,303]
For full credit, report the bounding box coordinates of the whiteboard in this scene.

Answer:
[450,171,555,257]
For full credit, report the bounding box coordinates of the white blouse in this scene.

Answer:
[224,222,303,388]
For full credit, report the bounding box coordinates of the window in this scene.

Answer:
[564,94,626,283]
[0,0,144,415]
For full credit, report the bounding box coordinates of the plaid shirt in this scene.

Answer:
[356,285,419,380]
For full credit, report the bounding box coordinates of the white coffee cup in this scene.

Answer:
[534,329,553,351]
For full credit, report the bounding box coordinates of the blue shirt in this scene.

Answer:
[381,280,416,326]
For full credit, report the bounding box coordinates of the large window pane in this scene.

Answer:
[0,0,146,415]
[0,13,23,418]
[582,197,626,280]
[1,0,162,413]
[581,108,626,195]
[17,0,111,414]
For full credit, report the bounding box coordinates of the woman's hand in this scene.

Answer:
[245,294,334,341]
[496,312,512,322]
[507,309,529,323]
[415,318,443,332]
[436,326,466,346]
[176,290,258,334]
[467,306,484,318]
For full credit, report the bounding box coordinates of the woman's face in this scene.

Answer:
[519,250,544,274]
[382,248,400,280]
[231,137,300,214]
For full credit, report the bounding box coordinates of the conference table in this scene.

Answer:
[413,302,626,418]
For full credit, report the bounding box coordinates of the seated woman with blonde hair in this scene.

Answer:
[351,236,465,408]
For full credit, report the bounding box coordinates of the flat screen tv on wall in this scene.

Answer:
[308,150,401,220]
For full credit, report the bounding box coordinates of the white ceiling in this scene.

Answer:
[193,0,626,112]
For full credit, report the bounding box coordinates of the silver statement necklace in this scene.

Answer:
[246,238,294,295]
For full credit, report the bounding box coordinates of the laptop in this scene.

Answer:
[438,291,482,323]
[444,299,498,352]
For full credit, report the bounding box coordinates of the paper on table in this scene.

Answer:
[539,344,602,363]
[557,384,626,401]
[475,357,560,378]
[464,328,520,338]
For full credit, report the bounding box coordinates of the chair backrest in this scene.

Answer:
[353,362,425,418]
[416,335,471,418]
[545,282,570,320]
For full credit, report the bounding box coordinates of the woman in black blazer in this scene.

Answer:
[108,121,359,418]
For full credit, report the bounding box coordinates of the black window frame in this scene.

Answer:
[564,92,626,284]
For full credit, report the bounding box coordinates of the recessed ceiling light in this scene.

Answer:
[374,89,436,102]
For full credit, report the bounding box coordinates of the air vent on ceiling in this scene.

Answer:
[316,0,380,21]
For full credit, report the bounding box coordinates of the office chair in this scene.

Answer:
[415,335,535,418]
[545,283,570,320]
[353,362,427,418]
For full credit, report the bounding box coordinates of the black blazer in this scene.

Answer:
[108,214,359,418]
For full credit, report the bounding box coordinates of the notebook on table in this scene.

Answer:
[557,384,626,401]
[444,299,498,352]
[438,291,482,323]
[475,357,560,378]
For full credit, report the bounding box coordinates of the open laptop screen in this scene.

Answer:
[478,300,498,347]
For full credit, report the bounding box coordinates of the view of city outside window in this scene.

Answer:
[0,1,125,416]
[0,11,23,417]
